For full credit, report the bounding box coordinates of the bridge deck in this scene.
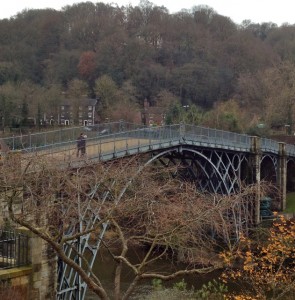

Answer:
[2,123,295,164]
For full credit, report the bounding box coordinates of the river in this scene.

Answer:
[85,246,223,299]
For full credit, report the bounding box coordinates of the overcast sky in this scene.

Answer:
[1,0,295,25]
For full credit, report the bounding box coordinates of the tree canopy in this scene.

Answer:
[0,1,295,132]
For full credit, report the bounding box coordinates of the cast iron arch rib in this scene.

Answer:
[151,146,246,195]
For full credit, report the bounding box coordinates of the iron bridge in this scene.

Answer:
[3,122,295,299]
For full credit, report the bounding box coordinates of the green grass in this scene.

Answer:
[285,192,295,213]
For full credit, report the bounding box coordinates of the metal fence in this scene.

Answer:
[184,124,251,150]
[0,230,29,269]
[1,123,295,159]
[286,143,295,156]
[261,137,280,153]
[1,121,144,152]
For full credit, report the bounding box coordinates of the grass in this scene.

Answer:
[285,192,295,213]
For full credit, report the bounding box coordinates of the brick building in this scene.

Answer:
[59,98,98,126]
[141,99,166,126]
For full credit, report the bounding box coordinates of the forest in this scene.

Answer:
[0,0,295,134]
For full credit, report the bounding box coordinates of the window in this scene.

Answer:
[61,106,65,111]
[88,106,93,111]
[88,112,92,118]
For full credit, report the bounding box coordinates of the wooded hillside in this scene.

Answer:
[0,1,294,134]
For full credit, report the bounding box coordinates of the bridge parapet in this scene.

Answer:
[0,121,143,151]
[184,125,251,151]
[286,143,295,156]
[1,123,295,162]
[261,137,280,153]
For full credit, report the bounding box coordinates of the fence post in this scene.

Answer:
[180,123,185,141]
[99,138,102,161]
[29,132,32,149]
[113,134,116,157]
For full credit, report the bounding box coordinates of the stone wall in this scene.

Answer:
[0,266,32,299]
[0,228,57,299]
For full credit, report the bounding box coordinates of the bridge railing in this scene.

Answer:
[17,125,182,160]
[23,124,253,161]
[126,125,180,140]
[183,125,251,150]
[261,137,280,153]
[94,125,182,156]
[1,121,142,151]
[286,143,295,156]
[2,123,295,160]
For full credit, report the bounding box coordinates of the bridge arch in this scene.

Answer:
[287,158,295,192]
[260,154,277,183]
[142,146,248,195]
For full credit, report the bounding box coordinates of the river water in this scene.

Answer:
[85,246,223,299]
[84,193,295,299]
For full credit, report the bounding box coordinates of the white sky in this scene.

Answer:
[1,0,295,25]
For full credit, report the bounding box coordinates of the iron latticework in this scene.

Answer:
[57,168,114,300]
[153,146,250,194]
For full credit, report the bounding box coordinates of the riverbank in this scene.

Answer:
[285,192,295,214]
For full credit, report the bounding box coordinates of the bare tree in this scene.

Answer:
[0,153,263,299]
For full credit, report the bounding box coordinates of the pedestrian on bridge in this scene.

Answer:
[76,133,87,157]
